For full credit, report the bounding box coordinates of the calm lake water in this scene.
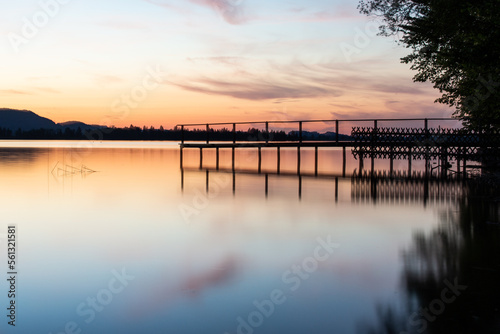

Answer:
[0,141,498,334]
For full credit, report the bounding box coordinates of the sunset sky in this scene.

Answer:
[1,0,454,129]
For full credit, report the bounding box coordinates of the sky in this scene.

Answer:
[1,0,455,129]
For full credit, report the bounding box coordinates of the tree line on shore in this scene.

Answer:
[0,125,350,141]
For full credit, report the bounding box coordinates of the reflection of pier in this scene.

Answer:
[181,167,466,205]
[181,167,343,201]
[178,118,498,179]
[351,170,465,205]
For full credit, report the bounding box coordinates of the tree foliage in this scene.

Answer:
[359,0,500,129]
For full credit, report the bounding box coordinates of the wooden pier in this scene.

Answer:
[178,118,499,178]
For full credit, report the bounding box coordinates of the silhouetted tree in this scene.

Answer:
[359,0,500,129]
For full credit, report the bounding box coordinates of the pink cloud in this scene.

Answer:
[167,58,438,102]
[190,0,247,24]
[0,89,31,95]
[144,0,247,24]
[171,78,339,100]
[97,20,149,31]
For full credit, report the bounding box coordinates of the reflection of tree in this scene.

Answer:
[0,148,43,165]
[403,211,463,288]
[358,183,500,333]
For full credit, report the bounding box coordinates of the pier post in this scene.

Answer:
[389,154,394,176]
[297,147,301,175]
[371,120,377,176]
[232,170,236,195]
[265,174,268,197]
[336,120,339,143]
[232,123,236,171]
[199,148,203,169]
[423,175,429,207]
[359,150,364,173]
[277,146,281,175]
[265,122,269,144]
[206,170,209,193]
[425,156,429,178]
[232,147,235,171]
[299,121,303,143]
[180,146,183,169]
[463,155,467,179]
[216,147,220,170]
[206,124,209,144]
[342,146,346,178]
[335,177,338,203]
[408,146,412,177]
[424,118,429,178]
[181,168,184,191]
[371,177,377,203]
[298,175,302,200]
[180,125,185,169]
[441,145,448,179]
[371,155,375,176]
[232,123,236,143]
[258,147,262,174]
[315,146,318,176]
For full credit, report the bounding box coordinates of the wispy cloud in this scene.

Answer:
[172,78,337,100]
[126,255,240,318]
[256,2,363,24]
[0,87,59,96]
[35,87,60,94]
[190,0,247,24]
[368,83,427,95]
[27,76,61,82]
[97,20,149,31]
[145,0,247,24]
[0,89,31,95]
[186,56,246,66]
[330,99,453,120]
[92,74,124,85]
[168,57,433,102]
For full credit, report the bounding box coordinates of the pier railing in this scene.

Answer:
[176,118,459,145]
[351,126,500,161]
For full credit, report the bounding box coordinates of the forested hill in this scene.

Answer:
[0,108,350,141]
[0,108,60,131]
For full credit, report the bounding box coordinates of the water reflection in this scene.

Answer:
[181,168,344,201]
[1,141,486,334]
[0,147,46,165]
[182,167,466,206]
[357,182,500,334]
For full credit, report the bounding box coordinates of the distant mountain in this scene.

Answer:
[0,108,98,131]
[324,131,352,140]
[58,121,102,131]
[0,108,60,131]
[289,130,352,140]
